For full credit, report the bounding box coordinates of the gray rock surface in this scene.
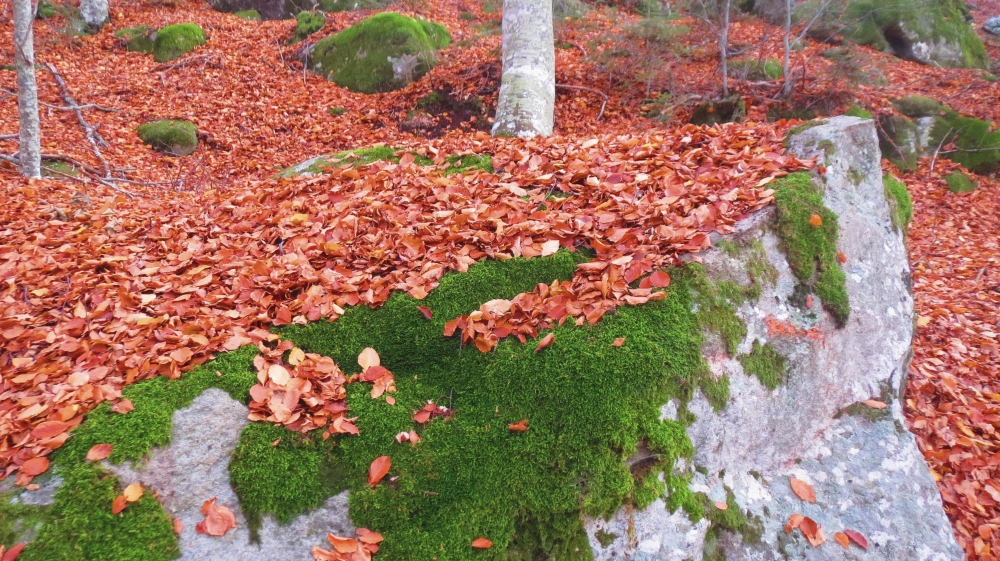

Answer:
[984,16,1000,35]
[583,117,961,560]
[106,389,353,561]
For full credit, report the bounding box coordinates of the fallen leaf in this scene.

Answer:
[112,494,127,515]
[328,534,358,553]
[799,516,825,546]
[20,457,49,477]
[2,543,26,561]
[844,529,869,551]
[612,337,625,347]
[837,250,846,263]
[173,518,184,535]
[863,399,887,409]
[535,333,554,352]
[268,363,290,386]
[86,443,113,461]
[784,513,804,533]
[509,419,529,432]
[834,531,850,549]
[111,399,134,414]
[358,348,380,371]
[809,213,822,227]
[714,501,728,510]
[196,497,237,536]
[471,537,493,549]
[416,306,433,320]
[649,270,671,288]
[123,483,143,502]
[368,455,391,488]
[356,528,384,544]
[790,477,816,503]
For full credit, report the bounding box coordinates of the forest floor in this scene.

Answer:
[2,0,1000,557]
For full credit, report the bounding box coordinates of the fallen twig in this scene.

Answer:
[556,84,609,120]
[1,87,116,111]
[45,63,111,176]
[929,128,952,173]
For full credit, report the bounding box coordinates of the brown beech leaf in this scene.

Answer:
[535,333,554,352]
[471,537,493,549]
[327,534,358,553]
[784,513,804,533]
[714,501,728,510]
[799,517,825,546]
[834,531,850,549]
[509,419,529,432]
[20,457,49,477]
[123,483,143,502]
[196,497,237,536]
[356,528,384,544]
[368,456,391,488]
[416,306,433,320]
[863,399,887,409]
[358,348,380,371]
[173,518,184,535]
[111,399,134,414]
[790,477,816,503]
[809,213,822,227]
[2,543,26,561]
[612,337,625,347]
[648,270,671,288]
[844,529,869,551]
[112,494,128,515]
[86,443,113,461]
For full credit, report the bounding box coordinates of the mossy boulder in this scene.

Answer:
[137,120,198,156]
[689,96,746,126]
[877,115,919,172]
[152,23,205,63]
[233,9,261,20]
[309,13,450,93]
[728,58,783,80]
[207,0,388,20]
[945,170,977,193]
[928,109,1000,174]
[291,11,324,43]
[114,25,155,54]
[892,95,944,119]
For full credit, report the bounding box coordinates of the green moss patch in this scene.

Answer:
[772,172,850,327]
[278,147,491,178]
[152,23,205,63]
[115,25,155,54]
[0,492,50,550]
[728,59,783,80]
[739,340,788,390]
[233,9,261,20]
[843,105,873,120]
[137,120,198,157]
[883,174,913,231]
[892,95,942,119]
[929,110,1000,175]
[310,13,449,93]
[945,170,977,193]
[877,115,918,172]
[291,11,325,43]
[690,97,745,126]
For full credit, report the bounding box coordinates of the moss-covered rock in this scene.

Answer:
[945,170,977,193]
[892,95,943,119]
[690,96,746,126]
[233,9,261,20]
[309,13,450,93]
[208,0,388,20]
[278,146,490,178]
[290,10,324,43]
[928,109,1000,174]
[843,105,873,120]
[883,174,913,232]
[152,23,205,63]
[877,115,919,172]
[728,58,783,80]
[114,25,156,54]
[137,120,198,156]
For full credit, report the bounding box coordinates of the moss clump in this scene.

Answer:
[327,107,346,116]
[876,115,918,173]
[883,174,913,231]
[262,254,717,560]
[945,170,977,193]
[782,119,828,148]
[892,95,942,119]
[41,160,79,178]
[291,11,325,43]
[739,340,787,390]
[315,0,388,11]
[234,9,261,20]
[728,58,783,80]
[152,23,205,63]
[928,110,1000,174]
[772,172,850,327]
[310,13,450,93]
[444,153,493,175]
[115,25,155,54]
[702,489,763,560]
[137,120,198,157]
[418,19,451,49]
[844,105,873,120]
[278,147,487,178]
[36,0,57,19]
[690,97,746,126]
[0,492,50,549]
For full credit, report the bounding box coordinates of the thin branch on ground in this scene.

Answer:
[929,128,952,173]
[44,63,111,176]
[556,84,609,120]
[1,87,117,111]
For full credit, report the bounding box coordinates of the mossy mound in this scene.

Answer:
[291,11,324,43]
[945,170,977,193]
[309,13,450,93]
[928,110,1000,175]
[843,105,873,120]
[137,120,198,157]
[892,95,943,119]
[278,146,491,178]
[690,97,746,126]
[152,23,205,63]
[842,0,988,69]
[233,9,261,20]
[728,59,783,80]
[877,115,919,172]
[115,25,156,54]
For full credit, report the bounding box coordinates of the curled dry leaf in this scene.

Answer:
[790,477,816,503]
[416,306,433,320]
[863,399,887,409]
[535,333,554,352]
[508,419,529,432]
[327,534,359,553]
[368,455,391,488]
[834,531,850,549]
[196,497,237,537]
[123,483,143,502]
[356,528,384,544]
[798,516,825,546]
[844,529,869,551]
[471,537,493,549]
[784,513,804,533]
[86,443,113,461]
[111,398,134,414]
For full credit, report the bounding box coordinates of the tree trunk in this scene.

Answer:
[492,0,555,138]
[80,0,110,32]
[719,0,731,97]
[781,0,792,96]
[13,0,41,179]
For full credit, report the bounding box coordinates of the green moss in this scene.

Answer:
[883,174,913,231]
[279,147,484,178]
[233,9,261,20]
[41,160,79,178]
[945,170,977,193]
[459,11,476,20]
[418,19,451,49]
[310,13,449,93]
[316,0,387,11]
[444,154,493,175]
[594,529,617,547]
[679,264,748,358]
[137,120,198,157]
[844,105,873,120]
[152,23,205,63]
[702,489,763,560]
[727,59,783,80]
[328,107,346,116]
[877,115,919,172]
[115,25,155,54]
[928,110,1000,174]
[892,95,942,119]
[690,97,745,126]
[772,172,850,327]
[0,492,50,549]
[738,340,787,390]
[36,0,57,19]
[291,11,325,43]
[782,119,828,149]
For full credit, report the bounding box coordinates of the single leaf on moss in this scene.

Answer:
[86,443,113,461]
[471,537,493,548]
[790,477,816,503]
[649,270,671,287]
[612,337,625,347]
[112,398,134,414]
[123,483,144,502]
[809,213,822,226]
[358,347,380,370]
[508,419,529,432]
[20,456,49,476]
[112,494,128,515]
[416,306,433,319]
[2,543,26,561]
[863,399,887,409]
[368,455,391,488]
[535,333,554,352]
[356,528,384,544]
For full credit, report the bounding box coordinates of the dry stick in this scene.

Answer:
[44,63,111,177]
[555,84,609,120]
[928,128,952,173]
[1,87,117,111]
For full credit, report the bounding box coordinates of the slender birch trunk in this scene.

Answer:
[781,0,792,96]
[13,0,41,178]
[80,0,110,32]
[492,0,555,138]
[719,0,731,97]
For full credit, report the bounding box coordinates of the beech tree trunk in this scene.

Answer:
[492,0,555,138]
[719,0,732,97]
[80,0,110,32]
[781,0,792,96]
[13,0,41,178]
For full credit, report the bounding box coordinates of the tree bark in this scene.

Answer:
[80,0,110,32]
[781,0,792,96]
[13,0,41,178]
[492,0,555,138]
[719,0,731,97]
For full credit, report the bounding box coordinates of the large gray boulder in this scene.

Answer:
[984,16,1000,35]
[584,117,960,560]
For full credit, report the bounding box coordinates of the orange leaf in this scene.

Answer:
[837,250,847,263]
[112,494,128,515]
[358,348,380,371]
[784,513,804,533]
[809,213,822,227]
[86,443,113,461]
[196,497,237,536]
[799,517,825,546]
[368,455,391,488]
[535,333,554,352]
[863,399,887,409]
[356,528,384,544]
[508,419,529,432]
[612,337,625,347]
[112,398,134,414]
[790,477,816,503]
[173,518,184,535]
[834,531,850,549]
[20,457,49,477]
[327,535,358,553]
[649,270,671,288]
[123,483,143,502]
[2,543,26,561]
[471,538,493,549]
[714,501,728,510]
[416,306,433,320]
[844,529,869,551]
[413,409,431,424]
